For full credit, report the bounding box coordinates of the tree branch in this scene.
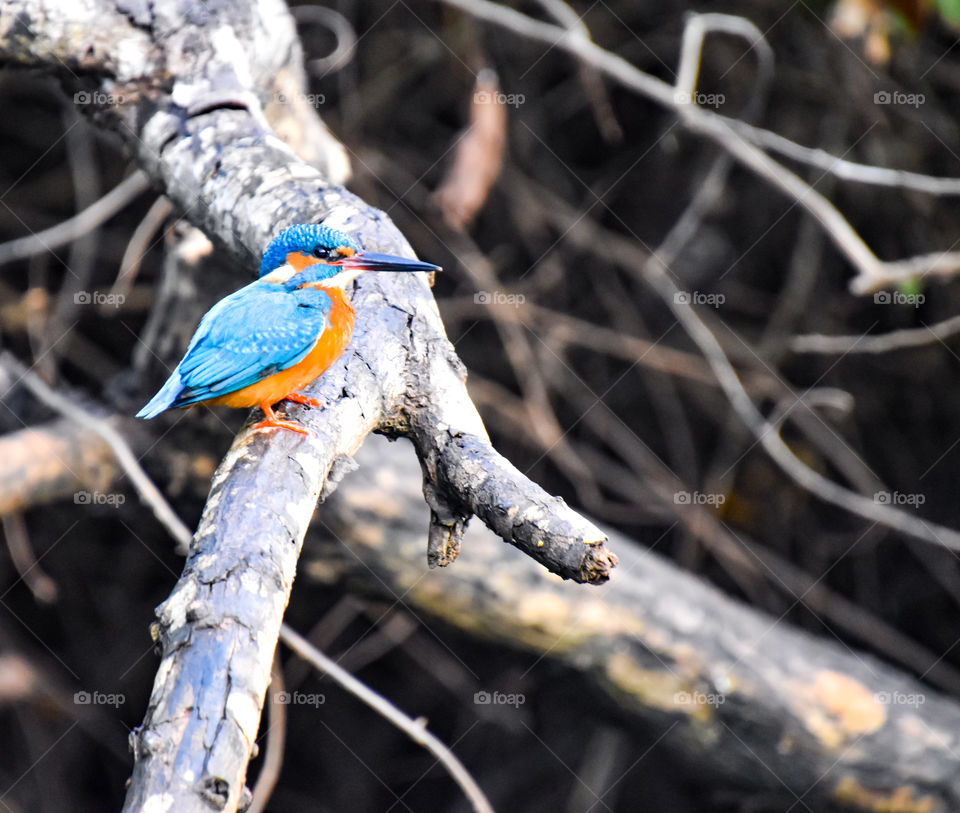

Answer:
[310,434,960,812]
[437,0,960,293]
[0,1,616,809]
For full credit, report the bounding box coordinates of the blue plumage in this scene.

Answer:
[138,223,439,429]
[136,281,331,416]
[258,224,361,277]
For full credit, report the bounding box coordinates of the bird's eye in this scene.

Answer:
[312,245,329,259]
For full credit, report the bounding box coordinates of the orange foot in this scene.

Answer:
[250,401,309,435]
[284,392,323,408]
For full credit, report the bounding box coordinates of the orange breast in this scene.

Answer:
[206,287,356,408]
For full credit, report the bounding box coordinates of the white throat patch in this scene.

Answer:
[317,268,365,289]
[260,264,297,284]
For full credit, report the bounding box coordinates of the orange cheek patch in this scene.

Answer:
[286,251,316,271]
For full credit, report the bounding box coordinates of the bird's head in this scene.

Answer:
[258,223,440,289]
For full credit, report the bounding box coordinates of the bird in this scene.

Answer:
[137,223,441,435]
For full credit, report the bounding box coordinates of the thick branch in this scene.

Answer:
[4,403,958,808]
[0,418,125,515]
[311,435,960,812]
[0,1,615,810]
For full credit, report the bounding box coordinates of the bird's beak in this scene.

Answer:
[332,252,442,274]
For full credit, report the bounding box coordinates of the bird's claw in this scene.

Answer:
[253,400,311,435]
[284,392,323,408]
[250,417,310,435]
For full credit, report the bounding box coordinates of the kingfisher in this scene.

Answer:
[137,223,440,435]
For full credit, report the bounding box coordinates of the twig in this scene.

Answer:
[790,315,960,354]
[534,0,623,142]
[849,250,960,293]
[248,656,287,813]
[674,12,774,124]
[292,5,357,77]
[0,353,193,553]
[1,512,58,604]
[108,195,173,306]
[278,623,495,813]
[645,263,960,551]
[334,610,418,673]
[478,0,960,197]
[440,297,721,385]
[0,171,150,266]
[730,117,960,196]
[435,0,960,293]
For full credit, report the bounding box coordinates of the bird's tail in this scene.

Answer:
[136,370,184,419]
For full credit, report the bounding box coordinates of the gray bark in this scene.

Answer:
[1,402,959,809]
[0,1,615,810]
[314,435,960,812]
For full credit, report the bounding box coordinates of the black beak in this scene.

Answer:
[332,252,442,273]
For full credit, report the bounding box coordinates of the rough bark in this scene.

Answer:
[311,435,960,813]
[0,1,616,810]
[2,404,958,809]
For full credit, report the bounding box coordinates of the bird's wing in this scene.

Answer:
[163,282,332,409]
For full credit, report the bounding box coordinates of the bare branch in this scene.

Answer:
[0,1,616,808]
[108,195,174,305]
[247,657,286,813]
[291,5,357,77]
[278,624,495,813]
[730,117,960,196]
[0,171,150,266]
[1,512,58,604]
[309,434,960,811]
[644,262,960,551]
[791,315,960,354]
[437,0,960,292]
[0,353,192,553]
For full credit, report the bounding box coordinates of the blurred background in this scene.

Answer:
[3,0,960,810]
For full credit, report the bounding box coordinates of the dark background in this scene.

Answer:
[2,1,960,810]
